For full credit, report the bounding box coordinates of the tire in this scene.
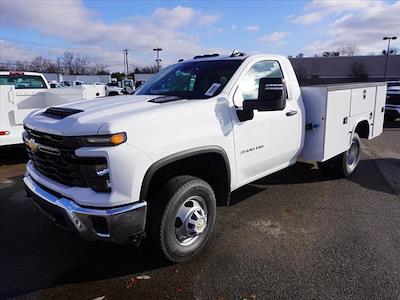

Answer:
[317,132,361,178]
[148,175,216,262]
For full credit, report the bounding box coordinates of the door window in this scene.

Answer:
[234,60,283,106]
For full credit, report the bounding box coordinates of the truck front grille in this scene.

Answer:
[24,127,91,187]
[27,147,88,187]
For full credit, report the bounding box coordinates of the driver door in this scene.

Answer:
[231,60,301,185]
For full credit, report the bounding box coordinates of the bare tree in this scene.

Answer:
[135,64,158,74]
[73,55,91,74]
[296,53,304,58]
[94,64,110,75]
[348,61,368,82]
[30,56,48,72]
[58,51,75,74]
[338,44,359,56]
[3,52,106,75]
[15,60,30,71]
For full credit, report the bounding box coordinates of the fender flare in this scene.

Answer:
[139,146,231,201]
[350,117,371,144]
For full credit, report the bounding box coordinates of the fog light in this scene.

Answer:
[81,159,111,193]
[95,164,111,190]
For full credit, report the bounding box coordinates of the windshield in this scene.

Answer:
[136,60,243,99]
[0,75,47,89]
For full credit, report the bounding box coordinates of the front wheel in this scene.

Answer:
[318,132,361,178]
[148,176,216,262]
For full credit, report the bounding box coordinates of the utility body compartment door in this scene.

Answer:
[350,87,376,116]
[371,85,387,138]
[324,90,351,160]
[300,87,351,162]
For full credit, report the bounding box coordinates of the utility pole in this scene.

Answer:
[123,49,129,76]
[153,47,162,72]
[383,36,397,81]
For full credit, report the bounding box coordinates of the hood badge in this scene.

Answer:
[27,138,39,153]
[26,138,61,156]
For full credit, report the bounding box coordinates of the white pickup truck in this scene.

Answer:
[23,53,386,262]
[0,71,105,146]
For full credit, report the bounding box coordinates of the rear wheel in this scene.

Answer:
[148,176,216,262]
[318,132,361,178]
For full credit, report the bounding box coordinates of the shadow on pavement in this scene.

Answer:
[0,145,28,166]
[0,157,398,298]
[230,158,399,206]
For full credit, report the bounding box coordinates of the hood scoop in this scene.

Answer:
[148,96,182,104]
[42,107,84,119]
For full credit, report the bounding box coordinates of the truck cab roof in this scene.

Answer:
[0,71,49,89]
[0,71,45,76]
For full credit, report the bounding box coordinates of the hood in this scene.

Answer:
[24,94,167,136]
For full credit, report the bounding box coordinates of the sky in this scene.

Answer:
[1,0,399,72]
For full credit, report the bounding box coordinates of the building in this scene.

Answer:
[289,55,400,85]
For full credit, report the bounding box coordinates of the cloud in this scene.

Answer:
[244,25,260,32]
[258,32,290,45]
[198,14,221,26]
[152,6,196,28]
[0,40,41,62]
[289,0,373,25]
[0,1,225,67]
[303,1,400,55]
[290,12,323,25]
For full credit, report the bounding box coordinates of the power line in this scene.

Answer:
[1,38,82,50]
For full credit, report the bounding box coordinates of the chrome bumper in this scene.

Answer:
[24,174,147,244]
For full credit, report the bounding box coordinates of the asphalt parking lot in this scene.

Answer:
[1,121,399,300]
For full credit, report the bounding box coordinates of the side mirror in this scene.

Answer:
[237,77,287,122]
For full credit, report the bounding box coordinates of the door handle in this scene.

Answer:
[286,110,297,117]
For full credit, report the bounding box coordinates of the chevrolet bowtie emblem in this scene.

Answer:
[27,138,39,153]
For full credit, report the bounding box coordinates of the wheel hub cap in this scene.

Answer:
[175,196,208,246]
[346,139,359,169]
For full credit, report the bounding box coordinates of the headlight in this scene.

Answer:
[78,132,127,147]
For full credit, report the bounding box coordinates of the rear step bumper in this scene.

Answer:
[24,174,147,244]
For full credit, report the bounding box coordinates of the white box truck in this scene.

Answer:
[0,71,105,146]
[22,53,386,262]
